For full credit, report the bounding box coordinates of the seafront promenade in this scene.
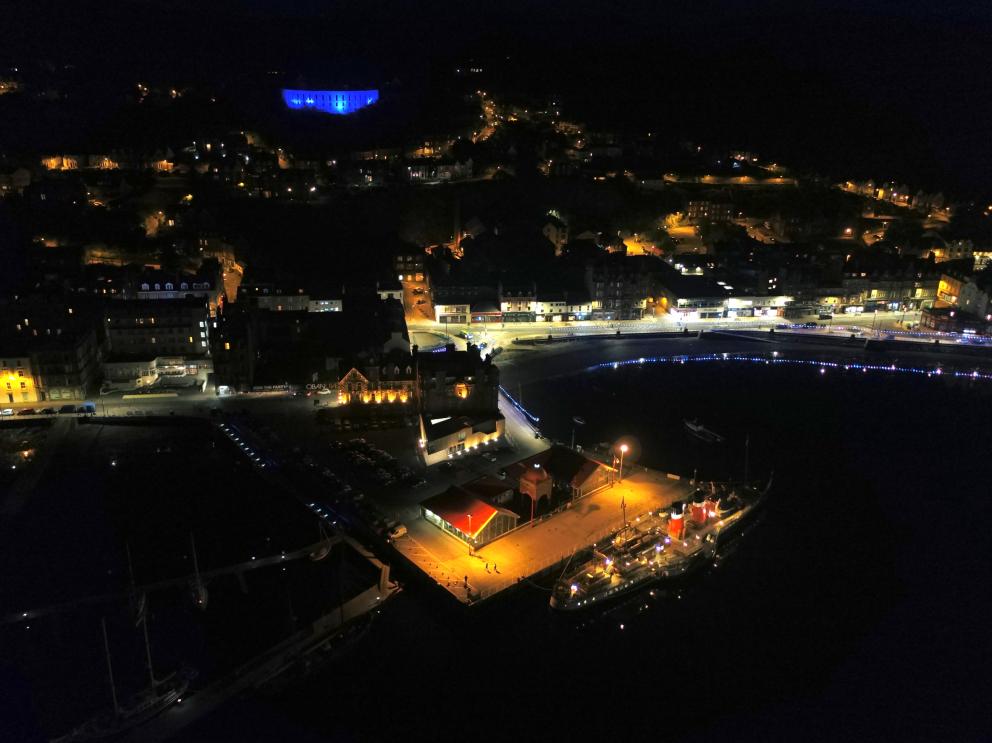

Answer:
[392,466,692,604]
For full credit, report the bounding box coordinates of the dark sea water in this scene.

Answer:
[0,420,370,743]
[176,361,992,742]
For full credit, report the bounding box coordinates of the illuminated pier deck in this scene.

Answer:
[392,466,692,605]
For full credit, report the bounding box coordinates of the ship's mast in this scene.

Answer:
[101,618,121,718]
[620,494,628,545]
[142,612,157,688]
[127,542,156,687]
[190,533,208,609]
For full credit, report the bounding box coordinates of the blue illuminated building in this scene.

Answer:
[282,88,379,115]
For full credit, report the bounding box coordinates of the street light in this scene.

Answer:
[571,416,586,450]
[618,443,628,482]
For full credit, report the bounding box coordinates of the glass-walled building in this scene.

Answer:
[421,485,519,548]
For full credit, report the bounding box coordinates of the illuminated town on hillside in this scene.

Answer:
[1,2,990,742]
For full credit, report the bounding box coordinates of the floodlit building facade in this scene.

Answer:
[418,414,505,466]
[1,355,40,404]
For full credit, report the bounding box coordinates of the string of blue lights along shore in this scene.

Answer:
[499,352,992,429]
[592,353,992,380]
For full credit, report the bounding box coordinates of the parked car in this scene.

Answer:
[41,407,57,415]
[0,408,13,417]
[17,408,37,416]
[388,523,408,540]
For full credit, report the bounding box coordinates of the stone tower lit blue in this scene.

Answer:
[281,89,379,115]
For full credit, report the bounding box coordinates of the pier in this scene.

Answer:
[392,465,692,604]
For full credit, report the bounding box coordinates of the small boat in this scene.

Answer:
[684,419,725,443]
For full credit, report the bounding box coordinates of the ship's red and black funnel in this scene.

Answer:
[690,490,708,525]
[669,501,686,540]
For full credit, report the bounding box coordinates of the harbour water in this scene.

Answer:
[178,361,992,741]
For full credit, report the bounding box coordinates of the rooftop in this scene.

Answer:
[421,485,515,540]
[422,413,502,442]
[415,343,493,375]
[506,445,606,487]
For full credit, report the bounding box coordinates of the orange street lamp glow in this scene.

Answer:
[618,443,628,482]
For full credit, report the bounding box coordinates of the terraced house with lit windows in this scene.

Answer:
[1,355,38,403]
[105,298,211,357]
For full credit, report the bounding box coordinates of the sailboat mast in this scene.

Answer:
[190,533,201,582]
[101,618,120,717]
[142,612,156,687]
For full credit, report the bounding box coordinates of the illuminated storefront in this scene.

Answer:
[336,366,414,407]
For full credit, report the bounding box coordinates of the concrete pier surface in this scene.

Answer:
[392,466,691,604]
